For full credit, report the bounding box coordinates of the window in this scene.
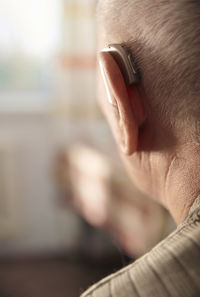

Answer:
[0,0,61,112]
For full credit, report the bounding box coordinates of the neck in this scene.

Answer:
[164,143,200,225]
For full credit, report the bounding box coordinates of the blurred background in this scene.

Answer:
[0,1,174,296]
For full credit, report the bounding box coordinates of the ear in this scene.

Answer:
[98,51,146,155]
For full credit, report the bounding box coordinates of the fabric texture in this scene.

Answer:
[81,196,200,297]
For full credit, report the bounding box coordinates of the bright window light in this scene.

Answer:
[0,0,61,58]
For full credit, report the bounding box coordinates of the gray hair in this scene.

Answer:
[97,0,200,133]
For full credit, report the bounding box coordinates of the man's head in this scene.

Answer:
[97,0,200,223]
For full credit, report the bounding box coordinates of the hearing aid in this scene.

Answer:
[99,44,140,105]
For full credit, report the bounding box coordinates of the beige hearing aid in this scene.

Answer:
[101,44,140,85]
[99,44,140,105]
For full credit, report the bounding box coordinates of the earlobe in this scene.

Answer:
[98,51,145,155]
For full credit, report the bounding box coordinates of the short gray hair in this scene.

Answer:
[97,0,200,132]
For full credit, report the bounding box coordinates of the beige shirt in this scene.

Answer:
[81,196,200,297]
